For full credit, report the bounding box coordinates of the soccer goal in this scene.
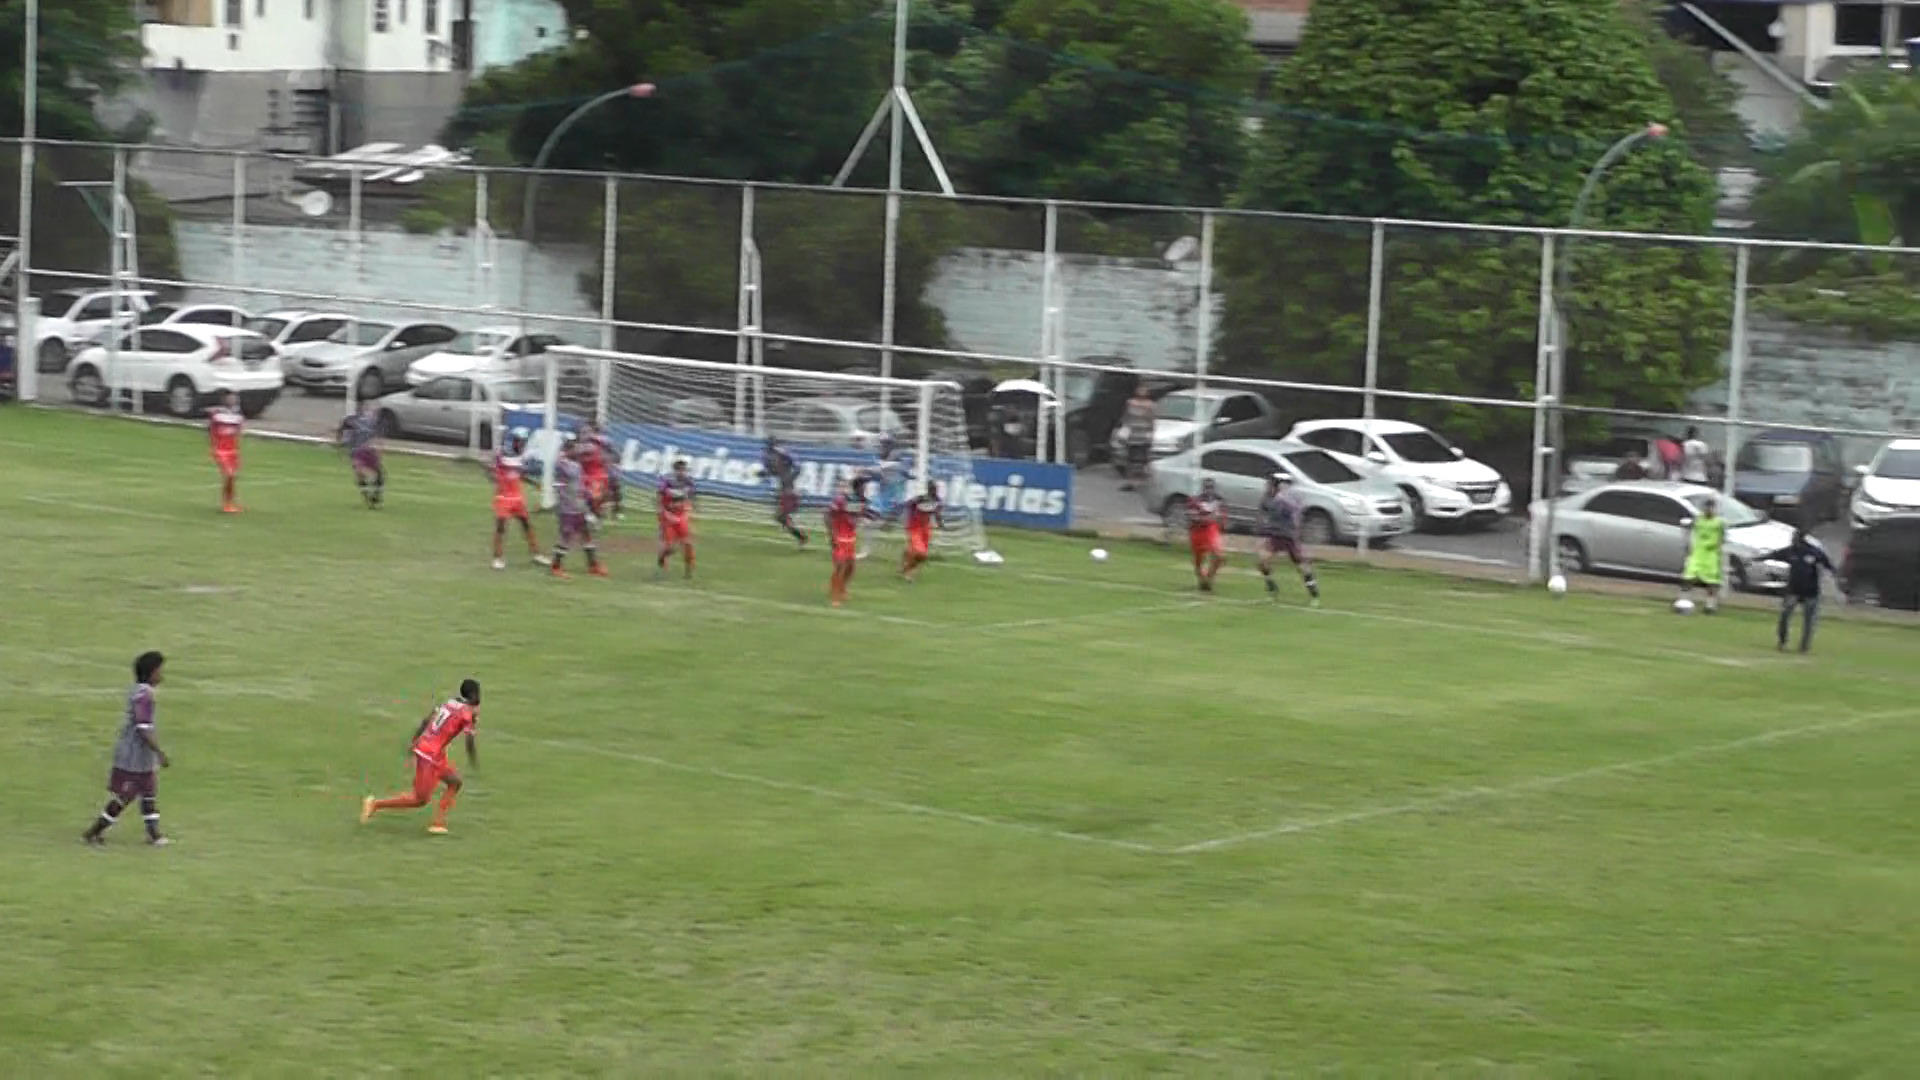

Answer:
[520,346,999,560]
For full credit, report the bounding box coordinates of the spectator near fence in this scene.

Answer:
[1680,427,1712,485]
[1656,435,1683,480]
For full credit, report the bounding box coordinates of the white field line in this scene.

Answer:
[488,730,1159,854]
[1170,706,1916,855]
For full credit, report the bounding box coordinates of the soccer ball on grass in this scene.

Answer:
[1547,574,1568,596]
[1672,598,1696,615]
[1089,548,1110,563]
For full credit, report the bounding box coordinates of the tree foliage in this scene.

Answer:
[915,0,1259,206]
[1217,0,1728,446]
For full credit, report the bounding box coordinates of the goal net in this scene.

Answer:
[523,346,997,558]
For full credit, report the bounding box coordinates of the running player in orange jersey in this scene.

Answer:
[577,422,623,521]
[360,680,480,835]
[899,480,943,582]
[207,390,244,513]
[1187,477,1226,592]
[826,478,864,606]
[488,433,540,570]
[655,459,696,579]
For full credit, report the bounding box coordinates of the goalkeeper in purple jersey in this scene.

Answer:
[338,401,385,508]
[1257,473,1320,606]
[762,438,807,547]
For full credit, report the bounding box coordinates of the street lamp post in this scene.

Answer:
[1542,122,1668,582]
[517,82,653,503]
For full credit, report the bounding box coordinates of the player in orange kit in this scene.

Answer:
[655,458,696,579]
[826,477,864,606]
[207,390,244,513]
[577,422,623,521]
[360,680,481,835]
[488,433,540,570]
[899,480,943,583]
[1187,477,1226,592]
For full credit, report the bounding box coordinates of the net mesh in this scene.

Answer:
[541,347,993,555]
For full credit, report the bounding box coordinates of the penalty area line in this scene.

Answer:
[489,730,1158,855]
[1169,705,1916,855]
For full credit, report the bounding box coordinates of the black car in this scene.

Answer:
[1732,429,1851,526]
[1842,515,1920,610]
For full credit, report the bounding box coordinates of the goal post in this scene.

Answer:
[517,346,998,559]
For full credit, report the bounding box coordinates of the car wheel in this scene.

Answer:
[1556,535,1590,573]
[1401,486,1428,530]
[165,377,199,418]
[376,410,399,438]
[1301,508,1335,546]
[1730,558,1752,593]
[477,423,494,451]
[356,369,385,401]
[68,365,107,407]
[1160,496,1190,532]
[37,339,67,374]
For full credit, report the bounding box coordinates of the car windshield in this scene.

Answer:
[137,306,177,326]
[1156,395,1200,422]
[245,317,289,338]
[445,330,512,356]
[1685,493,1763,527]
[1582,435,1653,458]
[1284,449,1360,484]
[329,322,394,346]
[492,380,543,402]
[1738,442,1813,472]
[1872,447,1920,480]
[1383,431,1457,463]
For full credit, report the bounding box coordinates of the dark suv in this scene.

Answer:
[1733,429,1850,526]
[1842,515,1920,611]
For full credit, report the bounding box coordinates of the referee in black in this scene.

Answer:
[1759,527,1838,653]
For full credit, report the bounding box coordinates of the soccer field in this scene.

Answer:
[4,408,1917,1075]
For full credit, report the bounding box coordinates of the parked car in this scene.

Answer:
[376,372,545,448]
[1146,439,1413,545]
[404,327,572,386]
[1841,514,1920,610]
[1731,428,1850,526]
[1107,387,1282,466]
[1530,480,1797,591]
[34,288,156,373]
[66,325,283,418]
[763,396,905,449]
[286,320,459,399]
[1287,418,1510,529]
[1849,438,1920,529]
[137,302,252,329]
[1562,426,1670,495]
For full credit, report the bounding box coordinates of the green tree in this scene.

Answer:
[1217,0,1728,447]
[915,0,1259,205]
[1,0,177,289]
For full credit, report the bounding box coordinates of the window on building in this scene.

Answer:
[1835,3,1920,47]
[226,0,243,26]
[373,0,389,32]
[255,0,264,17]
[425,0,438,33]
[399,0,408,25]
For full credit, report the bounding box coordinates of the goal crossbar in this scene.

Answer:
[548,346,962,393]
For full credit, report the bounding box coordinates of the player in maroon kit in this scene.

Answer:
[1187,477,1226,592]
[577,422,623,521]
[360,680,481,835]
[826,477,864,606]
[656,459,696,578]
[899,480,944,582]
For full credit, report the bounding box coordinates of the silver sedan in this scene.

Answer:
[1529,480,1800,591]
[376,373,547,449]
[1144,438,1413,544]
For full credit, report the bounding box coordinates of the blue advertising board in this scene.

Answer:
[502,411,1074,529]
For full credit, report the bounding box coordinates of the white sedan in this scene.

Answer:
[405,327,571,386]
[67,325,284,418]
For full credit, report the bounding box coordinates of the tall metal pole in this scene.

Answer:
[734,184,754,431]
[230,155,246,287]
[1722,243,1750,515]
[599,175,617,354]
[877,0,909,421]
[108,151,126,411]
[1359,220,1386,559]
[1190,212,1215,492]
[1528,234,1556,583]
[1037,201,1058,463]
[15,0,38,401]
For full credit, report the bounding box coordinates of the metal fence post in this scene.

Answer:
[1038,200,1058,462]
[475,171,495,314]
[1359,219,1385,560]
[1722,243,1749,578]
[230,153,246,288]
[108,149,126,411]
[1190,211,1214,492]
[17,298,39,402]
[1527,233,1556,583]
[344,169,364,421]
[600,175,617,352]
[735,183,755,431]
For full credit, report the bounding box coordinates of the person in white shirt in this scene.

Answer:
[1680,426,1712,485]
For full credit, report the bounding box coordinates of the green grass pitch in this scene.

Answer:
[3,407,1917,1075]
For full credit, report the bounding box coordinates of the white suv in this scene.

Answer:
[33,288,157,373]
[1287,418,1511,529]
[1851,439,1920,528]
[67,324,284,418]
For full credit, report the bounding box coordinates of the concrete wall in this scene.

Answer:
[473,0,570,72]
